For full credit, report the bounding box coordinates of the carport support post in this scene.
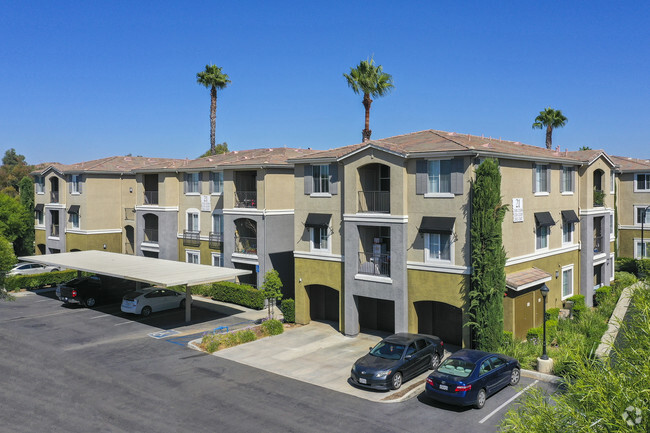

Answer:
[77,270,82,278]
[185,284,191,323]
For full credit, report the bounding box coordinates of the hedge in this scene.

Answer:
[261,319,284,336]
[172,281,265,310]
[280,298,295,323]
[594,285,612,307]
[4,270,87,292]
[565,294,586,317]
[545,307,560,321]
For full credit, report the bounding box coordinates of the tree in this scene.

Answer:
[18,176,35,255]
[0,236,17,301]
[0,193,32,256]
[0,148,32,197]
[260,269,283,320]
[532,107,568,150]
[343,57,394,142]
[198,142,229,158]
[468,159,508,351]
[578,146,592,151]
[196,64,231,155]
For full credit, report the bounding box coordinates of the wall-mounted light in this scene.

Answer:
[129,187,133,193]
[556,271,559,278]
[103,244,107,249]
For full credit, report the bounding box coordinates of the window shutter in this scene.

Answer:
[547,166,552,193]
[304,165,313,195]
[532,163,537,193]
[451,158,464,195]
[78,175,83,194]
[416,160,427,195]
[209,172,214,194]
[68,175,72,194]
[571,168,575,192]
[329,163,338,195]
[198,172,203,194]
[183,174,188,194]
[560,168,565,193]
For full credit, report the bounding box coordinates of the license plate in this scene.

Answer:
[439,384,448,390]
[359,378,367,384]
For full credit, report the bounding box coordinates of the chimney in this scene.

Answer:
[556,145,560,152]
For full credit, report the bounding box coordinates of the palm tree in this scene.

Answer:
[196,64,231,155]
[344,58,394,142]
[532,107,568,150]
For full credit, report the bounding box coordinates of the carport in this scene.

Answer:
[19,250,250,322]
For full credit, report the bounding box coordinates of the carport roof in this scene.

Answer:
[19,250,249,287]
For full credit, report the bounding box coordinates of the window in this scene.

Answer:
[610,170,615,193]
[310,226,329,252]
[609,213,614,237]
[635,206,650,225]
[562,266,574,299]
[70,212,79,229]
[535,164,549,193]
[187,173,200,194]
[428,160,451,193]
[187,211,199,232]
[212,214,223,234]
[312,165,329,194]
[35,176,45,194]
[562,220,573,244]
[211,253,223,267]
[561,167,574,193]
[35,210,44,225]
[211,172,223,194]
[186,250,200,264]
[536,225,549,249]
[71,175,81,194]
[635,174,650,192]
[636,240,649,259]
[425,232,451,261]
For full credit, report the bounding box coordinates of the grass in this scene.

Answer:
[199,319,284,354]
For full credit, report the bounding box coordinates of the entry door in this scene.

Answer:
[514,292,534,339]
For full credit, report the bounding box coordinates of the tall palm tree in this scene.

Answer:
[196,64,231,155]
[532,107,568,150]
[344,58,394,142]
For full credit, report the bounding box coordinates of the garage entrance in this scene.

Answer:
[355,295,395,333]
[306,285,339,323]
[414,301,463,346]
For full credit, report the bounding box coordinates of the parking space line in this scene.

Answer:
[89,314,110,319]
[478,380,538,424]
[114,321,137,326]
[34,299,50,303]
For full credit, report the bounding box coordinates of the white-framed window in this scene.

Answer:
[312,165,329,194]
[636,239,650,259]
[561,265,574,299]
[71,175,81,194]
[561,166,574,193]
[70,212,79,229]
[425,232,452,262]
[635,174,650,192]
[562,220,574,244]
[187,172,200,194]
[211,172,223,194]
[535,164,549,194]
[609,213,614,238]
[536,225,549,250]
[35,176,45,194]
[186,250,200,264]
[186,210,199,232]
[635,206,650,225]
[310,226,330,252]
[427,160,452,193]
[35,210,44,225]
[212,213,223,234]
[211,252,223,267]
[610,170,615,193]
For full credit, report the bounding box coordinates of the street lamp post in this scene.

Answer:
[540,283,550,361]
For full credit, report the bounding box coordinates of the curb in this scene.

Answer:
[521,369,562,384]
[11,287,56,297]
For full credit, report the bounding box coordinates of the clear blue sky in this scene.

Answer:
[1,1,648,164]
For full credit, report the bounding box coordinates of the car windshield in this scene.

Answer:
[369,342,405,360]
[123,291,144,300]
[437,358,475,378]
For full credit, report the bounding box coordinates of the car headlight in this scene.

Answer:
[375,370,392,379]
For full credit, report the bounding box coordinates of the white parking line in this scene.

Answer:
[89,314,109,319]
[478,380,538,424]
[34,299,50,303]
[114,320,137,326]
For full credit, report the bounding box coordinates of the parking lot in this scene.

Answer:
[1,289,558,432]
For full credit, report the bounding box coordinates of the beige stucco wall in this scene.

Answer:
[35,229,46,253]
[618,229,644,258]
[77,175,121,230]
[577,156,616,210]
[263,169,295,210]
[294,257,343,331]
[66,232,121,252]
[177,239,217,265]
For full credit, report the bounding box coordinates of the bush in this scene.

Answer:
[594,285,612,307]
[565,294,586,317]
[201,328,258,353]
[615,257,637,274]
[637,258,650,278]
[526,327,543,344]
[4,269,88,292]
[177,281,265,310]
[613,271,637,290]
[280,298,295,323]
[261,319,284,336]
[545,307,560,321]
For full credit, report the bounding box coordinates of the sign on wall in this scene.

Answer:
[512,198,524,223]
[201,195,211,212]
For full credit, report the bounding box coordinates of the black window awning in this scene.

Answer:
[34,204,44,212]
[561,210,580,224]
[534,212,555,227]
[305,213,331,228]
[419,216,455,233]
[67,205,80,214]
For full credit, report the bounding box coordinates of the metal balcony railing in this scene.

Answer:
[124,242,134,254]
[183,230,201,247]
[234,191,257,208]
[358,191,390,213]
[50,191,59,203]
[594,236,603,253]
[358,252,390,277]
[209,232,223,250]
[593,189,605,207]
[144,228,158,243]
[144,191,159,205]
[50,225,59,237]
[234,235,257,255]
[124,208,135,221]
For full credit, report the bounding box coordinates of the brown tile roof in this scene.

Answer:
[506,267,552,290]
[610,155,650,172]
[32,156,186,175]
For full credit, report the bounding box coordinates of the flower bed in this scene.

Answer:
[199,319,284,353]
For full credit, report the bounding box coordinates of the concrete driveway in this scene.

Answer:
[193,321,453,402]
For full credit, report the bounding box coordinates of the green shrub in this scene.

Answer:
[594,285,612,306]
[526,327,543,344]
[615,257,637,273]
[4,270,89,292]
[613,271,637,290]
[177,281,265,310]
[280,298,295,323]
[545,307,560,321]
[565,294,586,317]
[236,329,257,343]
[261,319,284,336]
[637,258,650,278]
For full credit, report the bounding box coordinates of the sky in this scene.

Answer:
[1,1,648,165]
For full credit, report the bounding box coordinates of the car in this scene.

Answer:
[350,333,444,391]
[56,275,144,307]
[425,349,521,409]
[7,262,59,276]
[121,288,190,317]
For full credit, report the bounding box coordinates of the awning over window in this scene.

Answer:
[304,213,331,228]
[534,212,555,227]
[506,267,552,291]
[561,210,580,224]
[419,216,455,233]
[67,205,80,214]
[34,204,44,212]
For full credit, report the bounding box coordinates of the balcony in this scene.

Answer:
[209,232,223,250]
[593,189,605,207]
[144,228,158,243]
[594,236,603,254]
[125,242,134,255]
[358,252,390,277]
[183,230,201,247]
[50,225,60,237]
[235,191,257,208]
[144,191,159,205]
[234,235,257,255]
[358,191,390,213]
[124,208,135,221]
[50,191,59,203]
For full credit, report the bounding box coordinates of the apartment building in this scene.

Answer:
[611,155,650,259]
[290,130,617,344]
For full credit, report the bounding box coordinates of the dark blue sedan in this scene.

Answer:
[425,349,520,409]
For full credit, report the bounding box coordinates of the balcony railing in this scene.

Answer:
[144,228,158,243]
[209,232,223,250]
[144,191,159,205]
[358,191,390,213]
[124,208,135,221]
[593,189,605,207]
[358,252,390,277]
[234,235,257,255]
[125,242,134,255]
[50,191,59,203]
[50,225,60,237]
[594,236,603,253]
[183,230,201,247]
[234,191,257,208]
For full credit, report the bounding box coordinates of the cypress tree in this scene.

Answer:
[468,159,508,351]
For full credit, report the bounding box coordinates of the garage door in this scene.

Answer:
[356,295,395,333]
[308,285,339,322]
[415,301,462,346]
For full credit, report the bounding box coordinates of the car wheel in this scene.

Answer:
[429,353,441,370]
[510,368,521,386]
[141,306,152,317]
[50,269,58,272]
[391,372,403,390]
[84,297,96,308]
[475,389,487,409]
[179,299,186,309]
